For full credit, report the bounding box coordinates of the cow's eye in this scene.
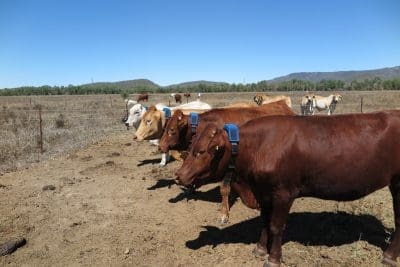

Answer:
[195,151,205,157]
[146,120,151,125]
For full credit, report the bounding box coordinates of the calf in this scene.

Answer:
[176,111,400,266]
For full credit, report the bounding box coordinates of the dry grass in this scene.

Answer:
[0,91,399,172]
[0,95,126,172]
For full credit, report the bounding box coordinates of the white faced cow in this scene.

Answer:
[123,101,167,147]
[311,93,343,115]
[300,93,315,116]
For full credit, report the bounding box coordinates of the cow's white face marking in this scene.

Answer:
[126,104,146,128]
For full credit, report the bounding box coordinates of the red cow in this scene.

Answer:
[137,93,149,102]
[184,92,191,103]
[174,93,182,104]
[176,111,400,266]
[160,100,295,223]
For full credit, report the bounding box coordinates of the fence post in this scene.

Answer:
[38,107,44,154]
[360,97,363,113]
[109,95,113,108]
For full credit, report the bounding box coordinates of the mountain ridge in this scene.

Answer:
[267,66,400,83]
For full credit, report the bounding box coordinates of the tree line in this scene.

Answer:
[1,78,400,96]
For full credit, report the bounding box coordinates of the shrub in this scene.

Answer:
[55,114,65,128]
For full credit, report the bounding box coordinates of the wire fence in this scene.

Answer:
[0,104,128,172]
[1,91,399,172]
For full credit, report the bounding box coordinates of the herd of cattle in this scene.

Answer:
[123,93,400,267]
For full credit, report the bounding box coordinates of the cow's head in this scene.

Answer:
[125,103,146,129]
[253,94,264,106]
[333,93,343,103]
[134,106,166,141]
[159,109,187,153]
[175,123,231,188]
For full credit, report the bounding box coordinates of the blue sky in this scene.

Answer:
[0,0,399,88]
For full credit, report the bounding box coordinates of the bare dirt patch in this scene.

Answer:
[1,92,400,266]
[0,129,397,266]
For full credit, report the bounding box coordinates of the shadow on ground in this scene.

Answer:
[186,211,391,251]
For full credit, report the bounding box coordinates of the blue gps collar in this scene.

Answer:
[223,123,239,155]
[189,112,199,133]
[163,107,171,119]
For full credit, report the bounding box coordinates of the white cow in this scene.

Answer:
[124,101,166,129]
[311,93,343,115]
[300,93,315,116]
[123,101,167,148]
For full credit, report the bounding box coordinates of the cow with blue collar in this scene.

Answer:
[160,100,295,222]
[176,111,400,266]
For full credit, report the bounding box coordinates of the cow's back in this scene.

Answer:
[236,111,400,201]
[199,100,295,128]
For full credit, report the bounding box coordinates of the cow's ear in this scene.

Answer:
[153,110,161,120]
[211,129,227,153]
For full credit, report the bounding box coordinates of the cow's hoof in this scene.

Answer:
[159,163,166,167]
[218,215,229,225]
[252,243,268,259]
[382,256,398,266]
[263,259,281,267]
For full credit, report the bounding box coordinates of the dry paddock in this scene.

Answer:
[0,91,400,266]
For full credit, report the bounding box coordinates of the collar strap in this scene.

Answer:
[223,123,239,155]
[163,107,171,119]
[189,112,199,133]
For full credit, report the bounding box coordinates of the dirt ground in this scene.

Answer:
[1,91,400,266]
[0,128,396,267]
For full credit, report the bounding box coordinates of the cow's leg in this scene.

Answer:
[149,139,160,146]
[253,206,270,259]
[382,179,400,266]
[159,152,170,166]
[264,192,294,267]
[219,174,232,224]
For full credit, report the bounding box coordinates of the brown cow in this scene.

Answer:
[175,110,400,266]
[160,100,294,154]
[160,100,296,223]
[170,93,182,104]
[222,102,258,108]
[253,93,292,108]
[184,92,191,103]
[137,93,149,102]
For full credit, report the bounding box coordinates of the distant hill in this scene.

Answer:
[165,80,229,88]
[268,66,400,83]
[82,79,160,89]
